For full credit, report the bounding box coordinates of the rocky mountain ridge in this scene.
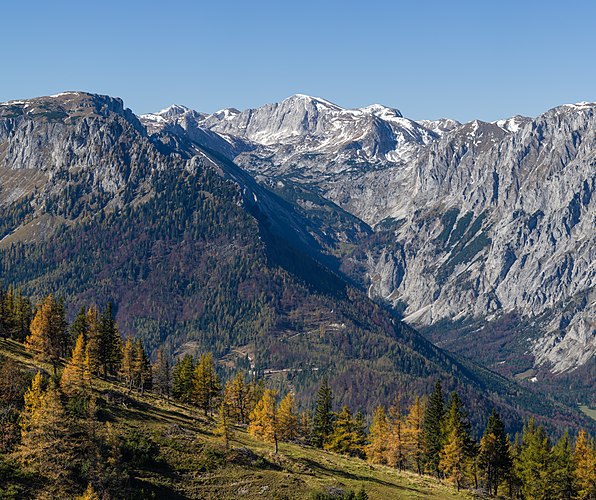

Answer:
[1,91,594,386]
[142,95,595,377]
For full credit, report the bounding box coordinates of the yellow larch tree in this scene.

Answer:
[367,405,390,464]
[25,294,68,375]
[20,371,45,438]
[440,427,467,491]
[277,392,298,442]
[248,389,278,453]
[403,396,426,474]
[574,430,596,499]
[61,333,91,397]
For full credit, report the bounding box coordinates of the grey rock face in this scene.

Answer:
[194,95,444,184]
[0,92,167,212]
[148,96,593,374]
[336,104,596,373]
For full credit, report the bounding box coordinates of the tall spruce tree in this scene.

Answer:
[518,417,553,499]
[312,377,333,448]
[551,431,575,500]
[172,355,194,402]
[422,380,445,477]
[97,303,122,378]
[69,306,89,343]
[478,409,512,496]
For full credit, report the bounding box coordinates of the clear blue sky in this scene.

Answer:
[2,0,595,122]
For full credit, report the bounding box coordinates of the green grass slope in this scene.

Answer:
[0,339,471,499]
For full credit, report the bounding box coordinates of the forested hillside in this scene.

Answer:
[0,93,592,436]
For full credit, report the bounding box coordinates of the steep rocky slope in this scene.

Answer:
[3,91,580,432]
[143,95,595,381]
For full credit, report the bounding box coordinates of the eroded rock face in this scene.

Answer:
[4,92,594,374]
[176,97,594,373]
[337,104,596,372]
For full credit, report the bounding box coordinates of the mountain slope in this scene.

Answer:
[0,339,472,500]
[0,92,591,434]
[146,95,594,383]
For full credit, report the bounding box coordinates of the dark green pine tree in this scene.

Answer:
[172,354,195,402]
[98,303,122,378]
[479,408,512,496]
[518,418,554,499]
[69,305,89,343]
[551,431,575,500]
[312,377,334,449]
[422,380,445,477]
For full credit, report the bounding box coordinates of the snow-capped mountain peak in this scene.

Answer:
[493,115,531,133]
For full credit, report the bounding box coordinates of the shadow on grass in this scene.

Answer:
[297,457,425,493]
[129,476,187,500]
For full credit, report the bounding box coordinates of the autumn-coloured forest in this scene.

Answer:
[0,287,595,499]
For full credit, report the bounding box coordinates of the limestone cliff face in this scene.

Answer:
[3,92,594,374]
[186,98,595,373]
[0,92,172,214]
[338,104,596,373]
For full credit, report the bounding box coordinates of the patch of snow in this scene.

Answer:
[50,91,81,98]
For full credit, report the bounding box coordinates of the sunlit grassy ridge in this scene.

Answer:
[0,339,471,499]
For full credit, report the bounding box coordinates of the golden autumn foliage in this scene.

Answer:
[276,392,298,442]
[25,294,68,373]
[19,377,72,481]
[77,483,100,500]
[440,428,467,491]
[574,430,596,499]
[248,389,278,452]
[193,352,221,416]
[61,334,91,397]
[367,406,389,464]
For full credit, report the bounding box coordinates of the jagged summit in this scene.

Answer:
[0,91,144,136]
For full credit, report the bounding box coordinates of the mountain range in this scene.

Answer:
[0,91,594,432]
[142,94,595,378]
